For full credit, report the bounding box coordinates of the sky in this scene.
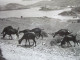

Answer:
[0,0,51,5]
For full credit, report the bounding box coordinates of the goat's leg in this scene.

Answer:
[28,39,30,46]
[33,39,36,46]
[61,40,65,46]
[32,39,34,45]
[3,33,6,39]
[77,41,79,46]
[9,35,11,39]
[35,33,39,39]
[25,39,27,46]
[9,34,13,40]
[38,33,41,38]
[18,37,24,44]
[66,42,70,47]
[18,39,22,44]
[16,33,19,39]
[40,33,43,39]
[68,41,72,47]
[11,35,13,40]
[67,42,69,47]
[53,33,56,38]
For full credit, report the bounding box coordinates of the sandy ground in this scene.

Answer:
[0,36,80,60]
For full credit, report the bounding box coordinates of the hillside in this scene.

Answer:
[27,0,80,8]
[1,0,80,11]
[0,3,29,11]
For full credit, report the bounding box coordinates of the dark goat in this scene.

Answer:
[61,34,79,47]
[18,32,36,46]
[1,26,13,35]
[53,29,71,38]
[2,26,19,39]
[30,28,44,39]
[19,29,30,34]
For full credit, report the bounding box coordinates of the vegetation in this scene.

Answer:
[59,11,77,16]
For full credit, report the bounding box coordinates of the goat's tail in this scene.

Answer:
[17,27,20,37]
[76,40,80,46]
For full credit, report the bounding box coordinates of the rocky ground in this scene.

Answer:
[0,17,80,60]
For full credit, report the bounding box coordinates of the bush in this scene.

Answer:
[59,11,77,16]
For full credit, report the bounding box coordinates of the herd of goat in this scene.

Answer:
[0,26,80,47]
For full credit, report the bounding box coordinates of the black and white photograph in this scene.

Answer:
[0,0,80,60]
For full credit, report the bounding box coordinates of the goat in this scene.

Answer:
[30,28,44,39]
[18,32,36,47]
[61,34,79,47]
[53,29,72,38]
[1,26,13,35]
[19,29,30,34]
[2,26,19,39]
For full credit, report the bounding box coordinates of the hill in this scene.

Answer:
[1,0,80,11]
[27,0,80,8]
[0,3,29,11]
